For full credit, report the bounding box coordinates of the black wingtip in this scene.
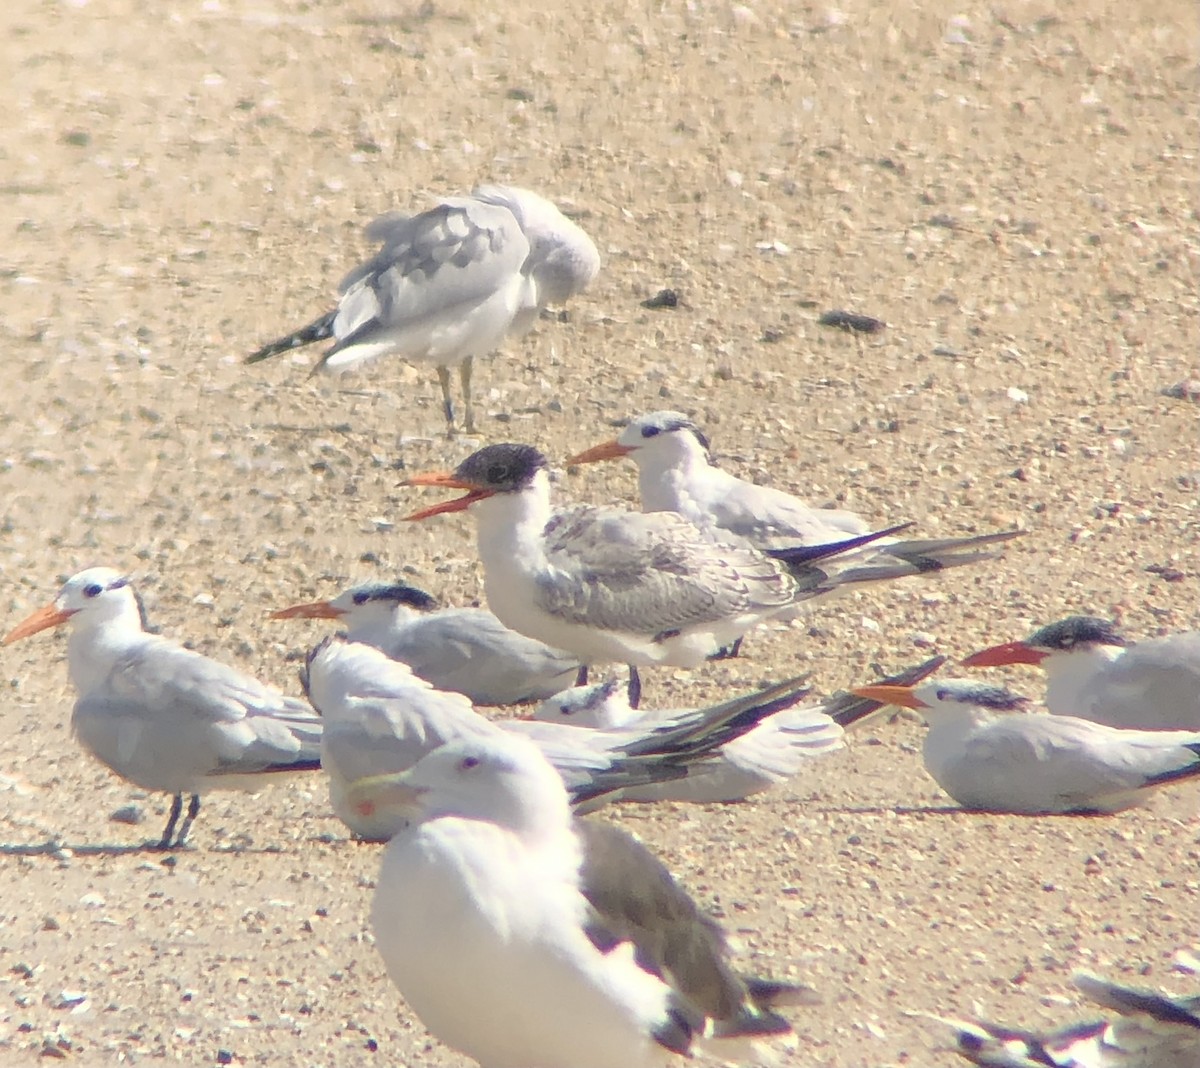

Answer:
[767,521,913,568]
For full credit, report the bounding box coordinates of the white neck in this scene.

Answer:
[636,443,712,515]
[65,603,147,692]
[345,603,420,646]
[1043,644,1122,715]
[470,469,554,578]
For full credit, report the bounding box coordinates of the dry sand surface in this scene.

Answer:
[1,0,1198,1064]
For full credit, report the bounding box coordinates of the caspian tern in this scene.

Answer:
[346,732,811,1068]
[2,568,322,849]
[848,677,1200,814]
[247,185,599,432]
[531,677,845,802]
[405,442,911,705]
[302,636,817,839]
[269,580,580,705]
[937,971,1200,1067]
[567,409,1021,580]
[962,616,1200,731]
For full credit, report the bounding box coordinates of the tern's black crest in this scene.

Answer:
[1028,616,1127,652]
[935,682,1030,712]
[455,443,548,491]
[351,583,439,612]
[639,411,715,464]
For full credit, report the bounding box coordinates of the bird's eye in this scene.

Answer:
[935,688,949,701]
[641,426,661,438]
[83,584,103,598]
[486,464,509,482]
[459,756,480,771]
[353,592,370,605]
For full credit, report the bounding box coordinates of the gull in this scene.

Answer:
[246,184,600,432]
[962,616,1200,732]
[347,732,811,1068]
[405,441,910,705]
[531,677,844,802]
[847,677,1200,814]
[2,568,322,848]
[568,408,1021,588]
[269,580,580,705]
[302,636,816,839]
[530,654,950,802]
[936,971,1200,1067]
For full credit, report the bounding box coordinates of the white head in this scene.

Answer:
[851,677,1031,724]
[3,567,143,645]
[272,582,437,632]
[301,635,431,714]
[532,677,633,730]
[471,184,600,301]
[567,411,716,474]
[347,733,572,837]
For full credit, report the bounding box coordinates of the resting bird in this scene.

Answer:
[849,677,1200,815]
[963,616,1200,732]
[302,636,817,839]
[348,732,812,1068]
[2,568,322,848]
[247,185,599,432]
[270,580,580,705]
[937,971,1200,1067]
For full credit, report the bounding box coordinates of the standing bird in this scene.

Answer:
[848,677,1200,815]
[568,409,1021,573]
[302,636,816,839]
[962,616,1200,731]
[347,732,810,1068]
[2,568,322,849]
[269,580,580,705]
[247,185,600,433]
[404,442,908,706]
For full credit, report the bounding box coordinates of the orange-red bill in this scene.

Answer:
[405,488,494,521]
[566,440,634,466]
[402,471,475,489]
[2,603,74,646]
[849,683,925,710]
[269,601,343,621]
[960,641,1047,668]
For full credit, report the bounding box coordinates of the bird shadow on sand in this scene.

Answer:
[0,838,332,858]
[820,804,970,817]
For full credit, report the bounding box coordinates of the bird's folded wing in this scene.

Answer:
[537,506,795,633]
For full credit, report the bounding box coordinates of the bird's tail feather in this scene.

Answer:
[245,309,337,363]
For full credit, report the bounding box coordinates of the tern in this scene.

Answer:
[531,677,845,802]
[405,441,912,705]
[2,568,322,848]
[530,654,950,802]
[848,677,1200,814]
[269,580,580,705]
[962,616,1200,731]
[247,184,600,432]
[568,409,1021,584]
[937,971,1200,1067]
[348,732,811,1068]
[303,636,817,839]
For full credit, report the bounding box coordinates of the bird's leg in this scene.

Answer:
[156,793,183,850]
[574,664,589,687]
[708,637,744,661]
[627,665,642,710]
[173,794,202,848]
[459,357,476,434]
[437,365,456,433]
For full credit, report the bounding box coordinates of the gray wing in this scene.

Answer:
[1086,633,1200,730]
[385,608,579,705]
[537,506,796,636]
[577,819,801,1037]
[327,197,531,354]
